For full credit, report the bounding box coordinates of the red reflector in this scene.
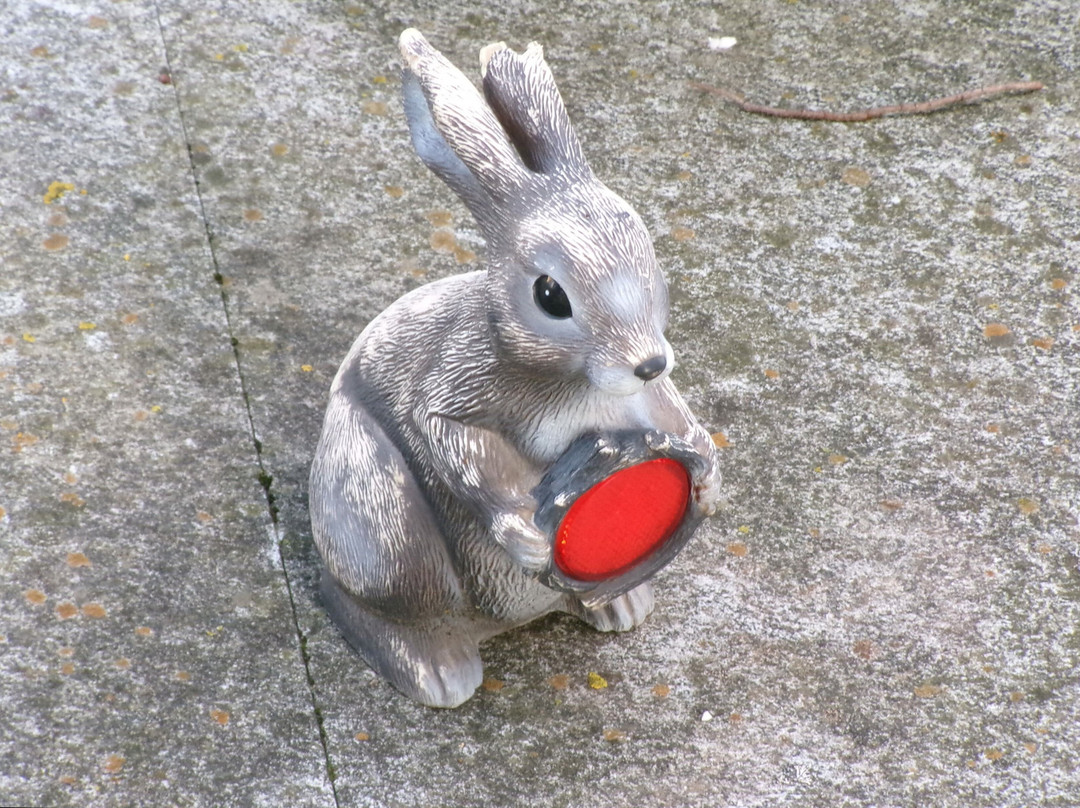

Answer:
[554,458,691,581]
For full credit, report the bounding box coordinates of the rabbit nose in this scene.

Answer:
[634,355,667,381]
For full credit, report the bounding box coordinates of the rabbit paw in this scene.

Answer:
[408,642,485,709]
[491,510,550,571]
[693,461,723,516]
[577,581,655,632]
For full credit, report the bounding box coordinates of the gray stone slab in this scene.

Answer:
[0,3,332,806]
[165,0,1080,805]
[4,0,1078,806]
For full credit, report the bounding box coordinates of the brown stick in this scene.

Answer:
[688,80,1045,121]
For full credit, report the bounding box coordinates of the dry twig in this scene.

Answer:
[688,81,1045,121]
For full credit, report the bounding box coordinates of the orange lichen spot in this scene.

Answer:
[587,672,608,690]
[786,300,801,312]
[271,142,289,157]
[176,671,191,682]
[841,166,871,187]
[103,755,124,773]
[1018,497,1039,515]
[1050,277,1068,291]
[1024,742,1037,754]
[726,541,749,557]
[134,626,154,637]
[63,472,78,485]
[14,432,40,452]
[56,602,79,620]
[133,410,149,422]
[808,528,822,539]
[985,748,1004,761]
[362,101,388,116]
[1031,337,1054,351]
[196,511,213,522]
[354,731,371,741]
[548,674,570,690]
[60,662,76,675]
[453,247,476,264]
[210,708,230,726]
[481,677,504,692]
[383,185,404,198]
[763,368,779,379]
[828,454,849,465]
[429,230,457,252]
[983,322,1010,338]
[671,226,695,242]
[652,683,670,698]
[603,729,627,742]
[1014,154,1032,167]
[88,15,108,28]
[676,170,693,181]
[1036,543,1053,555]
[121,313,139,325]
[914,684,942,698]
[42,234,69,251]
[985,423,1001,434]
[25,589,47,605]
[67,552,91,568]
[43,181,74,204]
[426,210,453,227]
[115,658,131,670]
[880,499,903,511]
[58,774,77,785]
[242,209,263,222]
[0,506,6,520]
[58,647,74,657]
[81,603,106,619]
[852,640,876,660]
[1009,691,1024,702]
[59,492,86,508]
[711,431,730,448]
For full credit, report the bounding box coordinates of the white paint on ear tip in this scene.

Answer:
[479,41,508,74]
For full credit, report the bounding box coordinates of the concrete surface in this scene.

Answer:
[2,1,1077,806]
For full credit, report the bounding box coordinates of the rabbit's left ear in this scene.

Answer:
[399,29,531,224]
[479,42,589,179]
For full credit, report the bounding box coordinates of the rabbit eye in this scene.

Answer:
[533,275,573,319]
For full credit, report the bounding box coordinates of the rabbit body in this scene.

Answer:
[310,30,721,708]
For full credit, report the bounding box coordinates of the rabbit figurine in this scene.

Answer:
[309,29,722,708]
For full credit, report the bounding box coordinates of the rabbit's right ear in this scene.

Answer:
[399,29,530,232]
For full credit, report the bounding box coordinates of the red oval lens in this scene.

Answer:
[554,458,691,581]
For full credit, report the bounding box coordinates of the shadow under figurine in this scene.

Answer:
[309,29,722,708]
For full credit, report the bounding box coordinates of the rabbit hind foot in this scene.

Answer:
[572,580,655,633]
[321,573,483,708]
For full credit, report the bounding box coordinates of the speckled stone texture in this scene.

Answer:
[2,1,1078,807]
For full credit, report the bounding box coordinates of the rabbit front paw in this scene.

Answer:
[491,510,550,571]
[693,461,723,516]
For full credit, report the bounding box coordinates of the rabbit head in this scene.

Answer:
[400,29,672,397]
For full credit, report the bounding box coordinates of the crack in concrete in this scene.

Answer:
[152,5,340,804]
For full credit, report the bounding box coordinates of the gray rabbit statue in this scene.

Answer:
[309,29,722,708]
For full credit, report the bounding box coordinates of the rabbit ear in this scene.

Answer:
[479,42,588,178]
[399,29,531,226]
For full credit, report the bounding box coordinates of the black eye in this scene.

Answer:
[533,275,572,319]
